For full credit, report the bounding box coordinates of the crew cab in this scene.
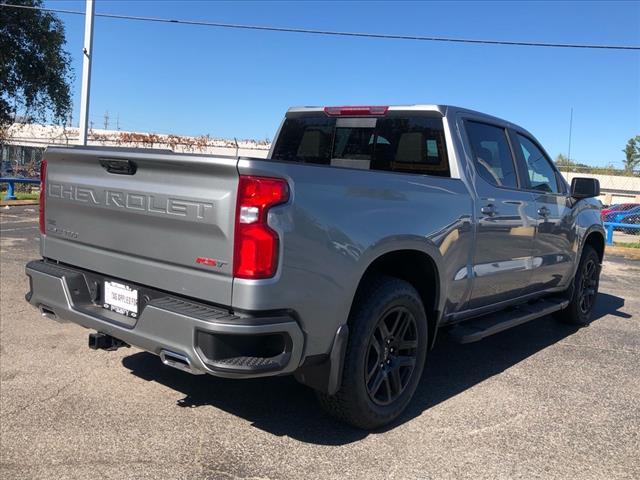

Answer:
[26,105,604,428]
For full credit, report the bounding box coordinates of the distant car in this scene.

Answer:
[601,202,639,220]
[605,206,640,226]
[603,210,619,223]
[617,212,640,234]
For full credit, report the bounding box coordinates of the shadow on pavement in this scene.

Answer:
[122,292,628,445]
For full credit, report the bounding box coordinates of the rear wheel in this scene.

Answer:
[317,276,428,429]
[554,245,601,326]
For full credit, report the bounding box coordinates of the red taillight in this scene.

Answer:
[39,159,47,234]
[323,105,388,117]
[234,175,289,279]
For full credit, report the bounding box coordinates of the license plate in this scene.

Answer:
[103,281,138,318]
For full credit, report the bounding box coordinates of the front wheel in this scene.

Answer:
[554,245,601,326]
[317,276,428,429]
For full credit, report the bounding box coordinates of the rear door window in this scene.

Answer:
[374,117,449,175]
[465,121,519,189]
[271,113,450,177]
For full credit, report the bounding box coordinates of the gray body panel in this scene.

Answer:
[30,105,604,378]
[233,158,472,355]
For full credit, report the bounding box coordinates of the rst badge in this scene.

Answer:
[195,257,227,269]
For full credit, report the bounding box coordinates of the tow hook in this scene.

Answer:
[88,332,129,351]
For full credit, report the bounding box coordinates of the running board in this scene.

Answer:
[448,298,569,344]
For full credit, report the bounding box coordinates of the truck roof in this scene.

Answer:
[286,104,530,134]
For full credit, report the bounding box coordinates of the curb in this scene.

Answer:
[0,200,39,207]
[606,245,640,260]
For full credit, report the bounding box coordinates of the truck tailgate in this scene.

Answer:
[41,147,238,306]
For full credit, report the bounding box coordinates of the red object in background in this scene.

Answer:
[601,203,639,220]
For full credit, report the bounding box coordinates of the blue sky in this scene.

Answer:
[46,0,639,167]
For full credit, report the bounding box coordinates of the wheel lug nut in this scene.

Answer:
[386,359,391,364]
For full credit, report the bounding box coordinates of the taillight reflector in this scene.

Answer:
[234,175,289,279]
[323,105,388,117]
[39,159,47,234]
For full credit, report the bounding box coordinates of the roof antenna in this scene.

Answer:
[566,107,573,173]
[234,137,239,159]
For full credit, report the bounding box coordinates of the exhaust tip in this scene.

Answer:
[39,305,57,320]
[160,350,200,374]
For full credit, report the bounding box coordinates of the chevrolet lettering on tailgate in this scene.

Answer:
[48,182,215,221]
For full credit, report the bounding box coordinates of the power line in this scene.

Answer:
[3,2,639,51]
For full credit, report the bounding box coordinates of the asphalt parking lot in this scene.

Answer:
[1,205,639,480]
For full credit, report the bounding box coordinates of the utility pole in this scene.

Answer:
[78,0,95,145]
[103,111,109,130]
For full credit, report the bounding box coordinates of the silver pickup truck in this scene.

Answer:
[26,105,604,429]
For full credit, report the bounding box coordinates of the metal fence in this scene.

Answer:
[560,168,640,207]
[604,222,640,246]
[0,177,40,200]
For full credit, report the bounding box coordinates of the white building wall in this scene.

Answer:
[4,123,270,159]
[561,171,640,204]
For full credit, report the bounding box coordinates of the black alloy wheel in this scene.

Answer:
[578,257,598,315]
[365,306,418,406]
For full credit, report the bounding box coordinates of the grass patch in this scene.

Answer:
[14,192,40,200]
[614,241,640,249]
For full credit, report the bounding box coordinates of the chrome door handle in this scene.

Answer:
[481,204,497,216]
[538,206,550,217]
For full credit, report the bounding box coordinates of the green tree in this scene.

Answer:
[622,136,640,173]
[555,154,591,171]
[555,153,573,167]
[0,0,72,133]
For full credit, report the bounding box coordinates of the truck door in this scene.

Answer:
[464,120,537,309]
[511,132,574,292]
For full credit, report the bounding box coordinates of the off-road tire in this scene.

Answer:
[317,276,428,429]
[554,245,601,326]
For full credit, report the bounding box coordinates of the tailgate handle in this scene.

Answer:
[99,158,137,175]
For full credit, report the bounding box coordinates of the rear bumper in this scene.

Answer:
[25,260,304,378]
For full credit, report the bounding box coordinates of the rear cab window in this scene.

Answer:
[271,111,450,177]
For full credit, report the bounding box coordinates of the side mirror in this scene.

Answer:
[570,177,600,199]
